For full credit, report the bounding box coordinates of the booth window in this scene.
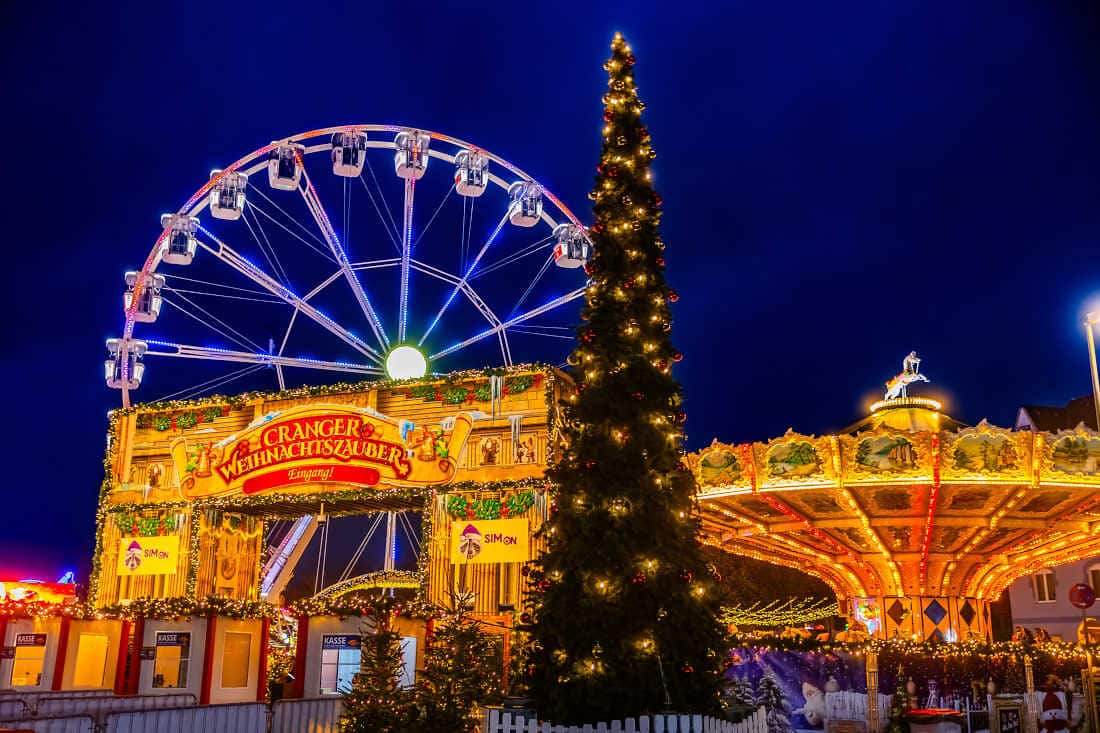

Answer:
[10,635,46,687]
[221,632,251,688]
[320,637,361,695]
[1089,564,1100,593]
[72,633,109,687]
[153,632,190,689]
[1033,569,1056,603]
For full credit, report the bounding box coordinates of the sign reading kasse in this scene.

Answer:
[168,404,473,500]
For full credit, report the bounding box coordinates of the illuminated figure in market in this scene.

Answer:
[884,351,929,399]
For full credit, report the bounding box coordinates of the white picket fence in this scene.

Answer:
[105,701,267,733]
[0,714,96,733]
[271,696,344,733]
[823,691,892,732]
[36,693,196,723]
[483,705,768,733]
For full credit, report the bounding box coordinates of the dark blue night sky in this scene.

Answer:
[2,2,1099,581]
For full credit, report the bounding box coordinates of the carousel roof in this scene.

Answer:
[690,391,1100,605]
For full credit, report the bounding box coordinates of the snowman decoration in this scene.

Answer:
[1038,675,1069,733]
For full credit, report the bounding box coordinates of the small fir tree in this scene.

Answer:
[721,674,759,722]
[341,611,415,733]
[757,673,794,733]
[885,672,910,733]
[524,33,726,723]
[412,609,503,733]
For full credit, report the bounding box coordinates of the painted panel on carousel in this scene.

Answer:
[161,404,473,500]
[691,440,748,490]
[754,432,831,486]
[844,430,932,479]
[856,435,917,471]
[942,422,1028,479]
[1045,428,1100,477]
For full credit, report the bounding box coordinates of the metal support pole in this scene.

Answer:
[1085,316,1100,430]
[867,649,880,732]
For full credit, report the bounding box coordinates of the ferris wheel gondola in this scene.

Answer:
[106,124,594,407]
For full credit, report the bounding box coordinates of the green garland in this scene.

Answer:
[292,592,437,620]
[136,404,231,431]
[405,374,541,405]
[730,634,1100,660]
[113,364,551,421]
[114,512,182,537]
[446,490,537,520]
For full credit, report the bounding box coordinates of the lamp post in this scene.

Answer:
[1086,312,1100,430]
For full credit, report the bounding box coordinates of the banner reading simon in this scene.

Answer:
[117,536,180,576]
[450,518,530,564]
[168,404,473,500]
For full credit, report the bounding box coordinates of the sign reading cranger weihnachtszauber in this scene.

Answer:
[168,404,473,499]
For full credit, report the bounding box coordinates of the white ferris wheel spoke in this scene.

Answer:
[508,326,575,340]
[248,185,329,250]
[242,206,291,285]
[356,173,402,255]
[195,231,383,365]
[509,253,555,318]
[470,233,554,280]
[362,157,403,244]
[298,159,390,352]
[398,178,415,343]
[248,199,338,265]
[418,212,510,347]
[152,363,269,403]
[430,286,586,361]
[144,340,381,375]
[162,293,264,354]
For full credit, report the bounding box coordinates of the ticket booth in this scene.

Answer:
[0,618,62,690]
[59,619,124,690]
[138,617,207,697]
[299,614,425,698]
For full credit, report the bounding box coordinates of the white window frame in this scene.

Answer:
[152,631,190,689]
[1033,569,1057,603]
[319,638,361,696]
[1088,564,1100,593]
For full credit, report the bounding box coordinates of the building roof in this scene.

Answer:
[1016,394,1097,431]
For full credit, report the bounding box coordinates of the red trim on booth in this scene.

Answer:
[50,616,71,691]
[113,620,131,694]
[256,616,271,702]
[290,615,309,699]
[0,618,8,655]
[199,615,217,705]
[125,616,144,695]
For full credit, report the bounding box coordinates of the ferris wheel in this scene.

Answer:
[105,124,593,407]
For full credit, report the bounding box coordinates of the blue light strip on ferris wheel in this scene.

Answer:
[418,212,510,347]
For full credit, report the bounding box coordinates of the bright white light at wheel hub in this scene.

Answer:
[385,346,428,380]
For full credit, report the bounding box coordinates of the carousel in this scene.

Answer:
[690,354,1100,641]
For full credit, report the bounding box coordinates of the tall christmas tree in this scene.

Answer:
[524,32,726,723]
